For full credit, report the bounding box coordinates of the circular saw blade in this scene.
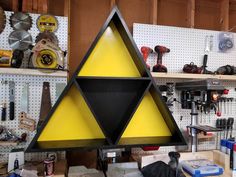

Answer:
[32,49,58,69]
[10,12,32,31]
[36,14,58,32]
[0,6,6,34]
[8,30,33,51]
[35,31,59,46]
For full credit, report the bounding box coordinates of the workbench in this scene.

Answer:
[133,150,232,177]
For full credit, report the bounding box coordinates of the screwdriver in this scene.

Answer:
[216,119,221,149]
[222,118,227,139]
[1,80,7,121]
[226,117,234,139]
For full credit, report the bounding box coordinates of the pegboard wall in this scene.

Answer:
[132,23,236,154]
[0,11,68,68]
[0,11,68,163]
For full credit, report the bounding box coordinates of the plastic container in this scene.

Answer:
[220,139,227,153]
[233,143,236,170]
[226,140,234,155]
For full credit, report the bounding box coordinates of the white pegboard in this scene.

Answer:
[0,11,68,162]
[133,23,236,73]
[0,11,68,69]
[132,24,236,154]
[0,74,67,162]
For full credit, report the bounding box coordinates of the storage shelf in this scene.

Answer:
[0,68,68,77]
[151,72,236,81]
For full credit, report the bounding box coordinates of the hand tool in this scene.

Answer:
[10,12,32,31]
[55,83,66,100]
[19,83,36,132]
[216,119,221,149]
[36,14,58,32]
[222,118,227,139]
[8,30,33,51]
[201,35,213,74]
[226,117,234,139]
[9,81,15,120]
[229,98,233,115]
[1,80,7,121]
[37,82,52,131]
[140,46,153,70]
[0,6,6,34]
[153,45,170,72]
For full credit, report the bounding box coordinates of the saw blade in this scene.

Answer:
[8,30,33,51]
[36,14,58,32]
[33,49,58,69]
[0,6,6,34]
[10,12,32,31]
[35,31,59,46]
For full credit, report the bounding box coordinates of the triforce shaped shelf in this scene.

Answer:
[75,77,151,145]
[26,6,186,152]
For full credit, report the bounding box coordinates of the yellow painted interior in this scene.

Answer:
[121,92,172,138]
[38,85,105,142]
[78,22,141,77]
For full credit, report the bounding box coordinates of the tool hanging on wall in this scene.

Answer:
[1,80,7,121]
[36,14,58,32]
[9,81,15,121]
[226,117,234,139]
[10,12,32,31]
[37,82,52,131]
[35,31,59,46]
[0,6,6,34]
[140,46,153,70]
[8,30,33,51]
[153,45,170,73]
[55,83,66,100]
[30,39,64,70]
[19,83,36,132]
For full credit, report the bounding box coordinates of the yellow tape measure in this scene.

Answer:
[37,14,58,32]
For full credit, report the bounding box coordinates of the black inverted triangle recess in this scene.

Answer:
[26,6,186,152]
[75,77,151,145]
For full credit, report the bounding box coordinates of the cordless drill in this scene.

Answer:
[153,45,170,73]
[141,46,153,70]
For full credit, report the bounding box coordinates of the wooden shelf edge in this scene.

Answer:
[0,68,68,77]
[151,72,236,81]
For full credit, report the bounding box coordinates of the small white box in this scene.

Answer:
[8,149,24,172]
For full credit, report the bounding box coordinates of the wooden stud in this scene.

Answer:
[110,0,116,10]
[151,0,158,25]
[38,0,48,14]
[64,0,69,17]
[220,0,229,31]
[32,0,38,13]
[12,0,19,12]
[187,0,195,28]
[22,0,32,12]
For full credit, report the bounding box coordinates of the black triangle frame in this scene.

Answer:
[75,77,151,145]
[26,6,186,152]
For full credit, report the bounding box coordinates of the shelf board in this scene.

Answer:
[0,68,68,77]
[151,72,236,81]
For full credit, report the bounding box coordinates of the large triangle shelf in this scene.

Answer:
[26,6,186,152]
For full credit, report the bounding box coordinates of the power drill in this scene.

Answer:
[0,49,24,68]
[140,46,153,70]
[153,45,170,73]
